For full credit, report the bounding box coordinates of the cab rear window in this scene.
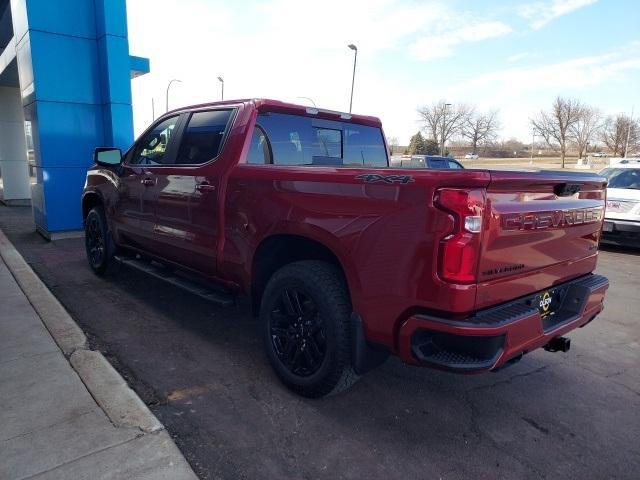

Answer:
[250,112,388,167]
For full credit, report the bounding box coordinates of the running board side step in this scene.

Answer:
[114,256,235,307]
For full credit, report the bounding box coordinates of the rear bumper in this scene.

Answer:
[397,274,609,372]
[603,218,640,233]
[602,219,640,246]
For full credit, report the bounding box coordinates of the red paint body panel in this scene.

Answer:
[83,99,609,367]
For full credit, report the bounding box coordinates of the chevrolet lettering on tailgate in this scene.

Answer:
[502,207,604,231]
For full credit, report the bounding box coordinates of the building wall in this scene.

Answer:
[4,0,148,236]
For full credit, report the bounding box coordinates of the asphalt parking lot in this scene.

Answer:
[1,205,639,480]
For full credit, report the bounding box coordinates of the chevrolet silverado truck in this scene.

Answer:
[82,99,609,397]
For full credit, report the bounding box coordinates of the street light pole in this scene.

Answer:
[347,44,358,113]
[530,128,536,164]
[441,103,451,156]
[624,107,634,158]
[165,79,182,112]
[217,76,224,101]
[296,96,317,107]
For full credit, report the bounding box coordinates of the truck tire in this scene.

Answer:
[260,260,359,398]
[84,205,115,275]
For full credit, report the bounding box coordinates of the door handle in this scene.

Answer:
[141,177,155,186]
[196,182,216,192]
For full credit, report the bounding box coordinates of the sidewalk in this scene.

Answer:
[0,229,198,480]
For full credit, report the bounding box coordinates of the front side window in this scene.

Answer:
[130,116,179,165]
[175,109,233,165]
[256,113,388,167]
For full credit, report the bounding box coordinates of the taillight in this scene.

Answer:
[434,188,485,284]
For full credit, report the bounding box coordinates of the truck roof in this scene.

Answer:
[166,98,382,128]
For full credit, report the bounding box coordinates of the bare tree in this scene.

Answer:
[531,96,583,167]
[387,136,399,155]
[601,114,639,157]
[417,101,473,155]
[569,106,602,159]
[461,110,500,153]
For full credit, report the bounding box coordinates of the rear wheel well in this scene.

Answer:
[251,235,348,314]
[82,193,103,221]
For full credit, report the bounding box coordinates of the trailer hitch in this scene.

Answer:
[544,336,571,353]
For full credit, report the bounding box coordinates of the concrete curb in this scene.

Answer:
[0,228,87,356]
[70,350,163,433]
[0,227,171,437]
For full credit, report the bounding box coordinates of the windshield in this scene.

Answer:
[600,168,640,190]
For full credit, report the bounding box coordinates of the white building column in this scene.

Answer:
[0,85,30,204]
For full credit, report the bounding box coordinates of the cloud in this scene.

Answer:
[409,21,513,61]
[127,0,515,136]
[451,42,640,98]
[507,52,530,62]
[443,42,640,139]
[518,0,598,30]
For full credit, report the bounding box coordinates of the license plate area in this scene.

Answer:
[528,287,569,330]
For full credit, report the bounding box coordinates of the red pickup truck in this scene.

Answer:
[82,99,609,397]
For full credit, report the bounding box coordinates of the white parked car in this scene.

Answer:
[464,153,479,159]
[600,160,640,246]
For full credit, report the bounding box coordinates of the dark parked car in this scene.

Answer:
[404,155,464,169]
[82,99,609,397]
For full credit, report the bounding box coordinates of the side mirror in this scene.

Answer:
[94,147,122,166]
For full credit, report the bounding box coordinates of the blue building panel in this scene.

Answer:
[97,34,132,105]
[102,102,134,152]
[29,30,101,105]
[94,0,128,38]
[33,165,86,231]
[32,100,105,168]
[6,0,149,236]
[22,0,96,39]
[129,55,150,78]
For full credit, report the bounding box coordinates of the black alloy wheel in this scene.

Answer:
[260,260,359,398]
[269,287,327,377]
[84,206,114,275]
[86,213,105,268]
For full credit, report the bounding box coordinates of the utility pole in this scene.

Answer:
[441,103,451,156]
[151,98,155,121]
[347,44,357,113]
[217,77,224,101]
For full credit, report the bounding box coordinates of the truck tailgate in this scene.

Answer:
[475,170,607,309]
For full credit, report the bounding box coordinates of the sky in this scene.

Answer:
[126,0,640,145]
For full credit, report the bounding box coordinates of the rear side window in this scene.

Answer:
[253,112,387,167]
[246,126,272,164]
[175,109,233,165]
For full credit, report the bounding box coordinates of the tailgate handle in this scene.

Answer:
[554,183,581,197]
